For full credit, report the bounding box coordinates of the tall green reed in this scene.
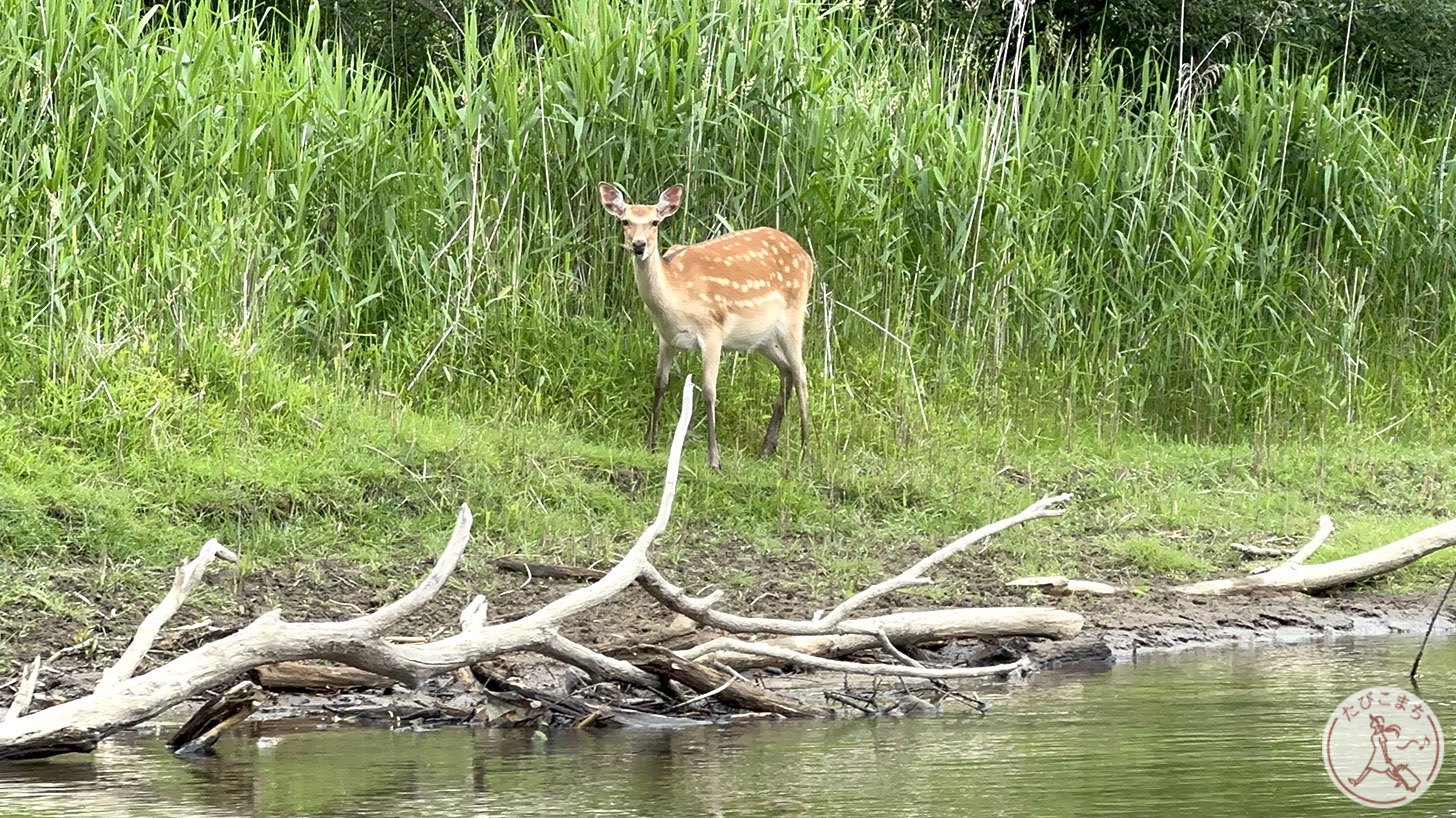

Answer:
[1,0,1452,452]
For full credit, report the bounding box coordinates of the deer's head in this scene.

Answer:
[599,183,683,260]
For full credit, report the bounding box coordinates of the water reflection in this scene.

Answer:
[4,635,1456,817]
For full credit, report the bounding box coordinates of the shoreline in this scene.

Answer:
[58,588,1456,735]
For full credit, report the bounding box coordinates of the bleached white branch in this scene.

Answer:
[3,657,41,723]
[97,540,239,692]
[681,608,1084,667]
[1177,516,1456,595]
[458,595,489,632]
[1277,515,1334,571]
[639,493,1075,635]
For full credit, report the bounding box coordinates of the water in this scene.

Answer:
[5,636,1456,817]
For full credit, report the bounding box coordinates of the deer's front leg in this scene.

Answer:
[646,337,676,449]
[700,332,723,470]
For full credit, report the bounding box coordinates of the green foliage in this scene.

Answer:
[2,0,1455,457]
[239,0,534,95]
[1070,0,1456,107]
[881,0,1456,108]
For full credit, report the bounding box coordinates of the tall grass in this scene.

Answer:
[2,0,1454,454]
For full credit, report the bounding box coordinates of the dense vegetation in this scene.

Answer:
[246,0,1456,110]
[6,0,1454,440]
[0,0,1453,624]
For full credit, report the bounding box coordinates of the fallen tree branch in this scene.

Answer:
[1176,516,1456,596]
[1006,576,1122,596]
[631,646,832,718]
[249,663,396,692]
[538,634,660,690]
[493,558,606,582]
[1277,515,1334,570]
[1230,542,1295,558]
[167,681,257,755]
[692,639,1033,680]
[98,540,239,692]
[458,595,489,631]
[2,658,41,723]
[682,608,1084,668]
[638,493,1075,636]
[0,379,698,761]
[875,629,925,668]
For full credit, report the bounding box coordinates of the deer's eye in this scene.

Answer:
[620,219,629,226]
[650,220,660,227]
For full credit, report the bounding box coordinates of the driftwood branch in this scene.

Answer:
[493,558,606,582]
[458,595,489,631]
[1011,517,1456,599]
[638,493,1075,636]
[682,608,1083,668]
[1176,516,1456,595]
[98,540,238,691]
[2,658,41,723]
[1278,515,1334,570]
[538,634,660,690]
[167,681,258,755]
[875,629,925,668]
[1230,543,1295,558]
[631,646,832,718]
[688,638,1033,680]
[0,380,698,761]
[249,663,396,692]
[1006,576,1122,596]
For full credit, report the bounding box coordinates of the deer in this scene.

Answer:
[598,182,813,471]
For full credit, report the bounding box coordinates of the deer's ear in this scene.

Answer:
[656,184,684,218]
[599,183,627,217]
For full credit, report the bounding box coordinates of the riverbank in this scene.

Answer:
[11,573,1453,729]
[3,383,1454,680]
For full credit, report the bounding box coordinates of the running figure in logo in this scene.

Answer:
[1348,714,1431,791]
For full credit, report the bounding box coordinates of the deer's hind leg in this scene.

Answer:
[785,321,810,451]
[757,341,794,458]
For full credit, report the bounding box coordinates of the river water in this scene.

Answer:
[4,635,1456,817]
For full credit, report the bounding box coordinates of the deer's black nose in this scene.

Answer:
[632,240,647,256]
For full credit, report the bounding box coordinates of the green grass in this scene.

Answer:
[1,370,1450,587]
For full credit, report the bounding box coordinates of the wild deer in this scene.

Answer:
[598,182,813,471]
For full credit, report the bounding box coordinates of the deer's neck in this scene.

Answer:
[632,251,674,314]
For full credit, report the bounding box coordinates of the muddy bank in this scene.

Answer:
[7,562,1454,732]
[1046,587,1456,662]
[180,590,1456,729]
[9,542,1454,672]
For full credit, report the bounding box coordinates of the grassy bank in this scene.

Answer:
[2,373,1453,665]
[2,0,1455,662]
